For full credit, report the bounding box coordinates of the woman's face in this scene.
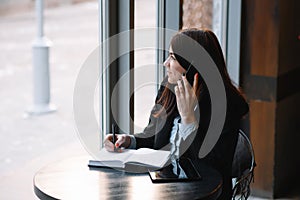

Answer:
[164,47,186,84]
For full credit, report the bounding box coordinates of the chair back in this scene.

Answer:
[232,129,256,200]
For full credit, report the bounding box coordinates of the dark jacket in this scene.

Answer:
[134,78,249,199]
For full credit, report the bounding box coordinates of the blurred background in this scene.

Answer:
[0,0,299,199]
[0,0,97,199]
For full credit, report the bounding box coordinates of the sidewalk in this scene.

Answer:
[0,2,97,199]
[0,1,273,200]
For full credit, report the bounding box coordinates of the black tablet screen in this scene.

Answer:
[148,157,202,183]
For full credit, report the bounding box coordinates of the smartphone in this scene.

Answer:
[148,157,202,183]
[180,60,194,87]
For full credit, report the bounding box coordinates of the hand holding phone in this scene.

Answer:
[175,73,199,124]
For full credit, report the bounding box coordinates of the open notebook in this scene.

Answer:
[88,148,170,170]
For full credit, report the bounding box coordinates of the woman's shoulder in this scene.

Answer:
[226,86,249,118]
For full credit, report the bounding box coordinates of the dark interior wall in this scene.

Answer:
[240,0,278,196]
[274,0,300,197]
[240,0,300,198]
[275,93,300,197]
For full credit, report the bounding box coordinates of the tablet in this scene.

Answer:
[148,157,202,183]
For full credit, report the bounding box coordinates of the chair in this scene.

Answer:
[232,129,256,200]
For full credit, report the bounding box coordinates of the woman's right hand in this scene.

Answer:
[175,73,199,124]
[103,134,131,152]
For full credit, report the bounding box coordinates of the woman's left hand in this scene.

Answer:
[175,73,199,124]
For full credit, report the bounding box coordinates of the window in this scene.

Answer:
[134,0,156,133]
[96,0,240,146]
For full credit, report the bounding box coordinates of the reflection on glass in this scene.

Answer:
[134,0,156,133]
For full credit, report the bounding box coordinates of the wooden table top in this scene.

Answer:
[34,155,222,200]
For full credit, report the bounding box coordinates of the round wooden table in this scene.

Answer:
[34,156,222,200]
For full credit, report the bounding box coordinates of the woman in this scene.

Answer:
[104,28,249,199]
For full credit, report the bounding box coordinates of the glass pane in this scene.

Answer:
[182,0,227,55]
[134,0,156,133]
[182,0,213,29]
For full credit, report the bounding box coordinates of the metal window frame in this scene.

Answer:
[156,0,181,91]
[213,0,228,57]
[98,0,106,148]
[213,0,242,85]
[226,0,242,85]
[98,0,134,145]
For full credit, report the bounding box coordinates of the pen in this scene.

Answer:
[112,123,116,145]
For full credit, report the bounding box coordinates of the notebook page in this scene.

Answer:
[126,148,170,167]
[94,148,135,168]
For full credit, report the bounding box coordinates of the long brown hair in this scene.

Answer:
[154,28,244,118]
